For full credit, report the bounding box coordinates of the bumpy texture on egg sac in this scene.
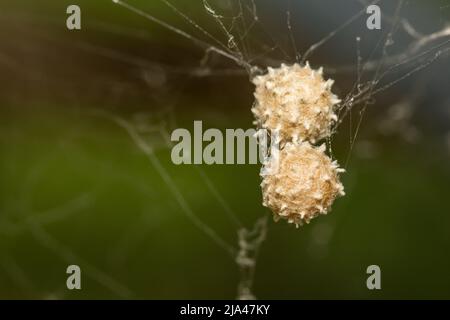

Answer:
[261,141,345,226]
[252,63,341,144]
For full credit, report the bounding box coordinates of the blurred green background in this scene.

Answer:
[0,0,449,299]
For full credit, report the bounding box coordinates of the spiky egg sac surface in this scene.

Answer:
[261,141,345,226]
[252,63,341,144]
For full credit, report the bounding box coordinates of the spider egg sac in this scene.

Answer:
[260,141,345,227]
[252,63,341,144]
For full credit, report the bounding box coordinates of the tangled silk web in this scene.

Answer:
[105,0,449,298]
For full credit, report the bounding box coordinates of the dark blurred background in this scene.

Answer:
[0,0,449,299]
